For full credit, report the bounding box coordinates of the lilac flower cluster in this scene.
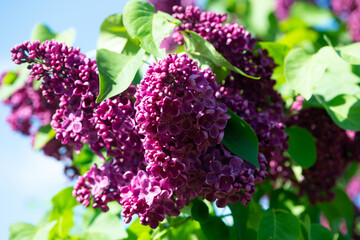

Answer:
[275,0,296,20]
[2,76,54,135]
[11,39,146,186]
[172,5,289,181]
[0,73,74,172]
[172,6,284,119]
[331,0,360,41]
[119,54,231,226]
[11,40,99,153]
[146,0,194,14]
[287,107,356,204]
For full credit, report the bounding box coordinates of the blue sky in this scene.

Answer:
[0,1,127,238]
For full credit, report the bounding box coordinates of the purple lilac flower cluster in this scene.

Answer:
[331,0,360,41]
[0,73,74,173]
[11,40,99,153]
[172,5,289,182]
[275,0,296,20]
[287,107,356,204]
[120,54,230,227]
[11,39,149,210]
[2,76,54,135]
[146,0,194,14]
[172,6,284,120]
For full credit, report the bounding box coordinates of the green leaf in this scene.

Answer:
[313,72,360,102]
[247,202,265,230]
[289,2,334,27]
[126,218,151,240]
[228,201,249,238]
[312,47,360,102]
[222,109,259,168]
[323,94,360,131]
[79,212,128,240]
[257,209,301,240]
[310,224,332,240]
[191,199,209,222]
[9,221,57,240]
[182,31,259,80]
[97,13,140,53]
[2,71,17,85]
[335,43,360,65]
[285,126,317,168]
[96,48,145,102]
[0,65,30,100]
[49,187,78,239]
[123,0,179,58]
[284,47,336,100]
[31,24,56,42]
[31,23,75,45]
[167,218,207,240]
[303,215,311,240]
[319,188,354,235]
[269,189,304,217]
[200,216,229,240]
[257,42,291,66]
[247,0,276,40]
[33,125,56,151]
[257,42,291,87]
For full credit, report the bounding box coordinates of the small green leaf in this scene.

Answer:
[31,23,75,45]
[49,187,78,238]
[310,224,332,240]
[9,221,57,240]
[323,94,360,131]
[228,201,249,238]
[126,218,152,240]
[200,216,229,240]
[79,212,128,240]
[335,43,360,65]
[285,126,317,168]
[284,46,336,100]
[96,48,145,102]
[191,199,209,222]
[97,13,140,53]
[182,31,259,80]
[222,109,259,168]
[257,209,301,240]
[123,0,179,58]
[0,65,30,100]
[33,125,56,151]
[31,24,56,42]
[257,42,291,66]
[2,72,17,85]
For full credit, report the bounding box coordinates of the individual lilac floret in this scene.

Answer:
[11,40,99,153]
[135,53,229,180]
